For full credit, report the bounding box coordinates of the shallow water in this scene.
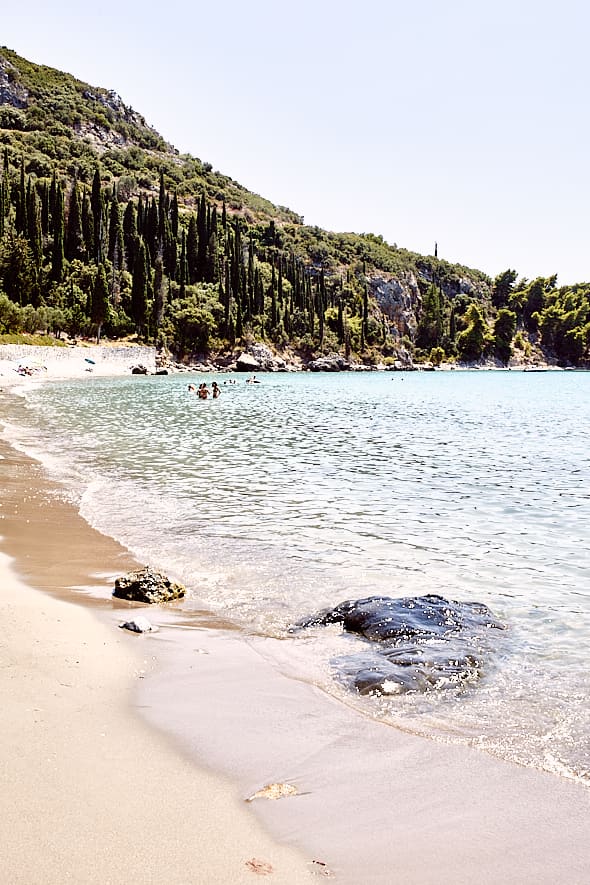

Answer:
[3,369,589,784]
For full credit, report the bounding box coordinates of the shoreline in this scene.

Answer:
[2,358,590,883]
[0,435,314,884]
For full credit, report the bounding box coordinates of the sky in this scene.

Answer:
[2,0,589,284]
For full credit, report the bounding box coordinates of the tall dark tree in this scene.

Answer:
[81,187,94,261]
[153,254,165,331]
[90,169,104,263]
[91,263,110,343]
[186,214,198,283]
[65,179,84,261]
[131,238,149,336]
[26,183,43,267]
[51,180,65,283]
[122,200,138,272]
[107,185,123,269]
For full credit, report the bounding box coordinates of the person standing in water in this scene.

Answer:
[212,382,221,398]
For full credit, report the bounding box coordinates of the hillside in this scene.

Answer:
[0,46,588,367]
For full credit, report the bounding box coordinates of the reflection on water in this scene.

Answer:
[4,370,590,784]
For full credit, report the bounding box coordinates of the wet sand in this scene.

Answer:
[1,358,589,884]
[0,435,313,884]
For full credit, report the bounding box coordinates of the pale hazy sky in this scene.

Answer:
[3,1,589,284]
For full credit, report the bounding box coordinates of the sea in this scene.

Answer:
[2,368,589,787]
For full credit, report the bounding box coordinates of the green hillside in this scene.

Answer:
[0,46,588,366]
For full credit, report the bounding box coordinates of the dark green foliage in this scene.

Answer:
[0,232,37,305]
[492,269,518,309]
[51,180,65,283]
[90,263,110,342]
[65,179,84,261]
[493,309,517,365]
[416,282,443,350]
[1,46,589,364]
[457,304,489,362]
[131,238,149,335]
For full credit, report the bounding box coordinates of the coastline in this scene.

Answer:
[0,405,312,883]
[2,353,590,884]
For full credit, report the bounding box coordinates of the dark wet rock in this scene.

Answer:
[131,364,148,374]
[113,566,185,604]
[293,594,504,696]
[119,616,157,633]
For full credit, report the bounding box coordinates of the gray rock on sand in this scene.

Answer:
[113,566,186,604]
[119,616,158,633]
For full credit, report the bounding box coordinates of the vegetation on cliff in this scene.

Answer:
[0,47,588,366]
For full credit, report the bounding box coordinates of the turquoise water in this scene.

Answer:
[4,370,590,783]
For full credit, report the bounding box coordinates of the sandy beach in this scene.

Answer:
[1,348,590,884]
[0,371,313,883]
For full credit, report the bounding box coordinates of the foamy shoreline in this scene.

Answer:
[1,354,590,884]
[0,389,312,883]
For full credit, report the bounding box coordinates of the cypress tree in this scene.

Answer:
[48,170,57,235]
[337,299,344,344]
[153,254,165,331]
[27,184,43,267]
[90,169,104,263]
[122,200,138,272]
[81,187,94,262]
[186,214,198,283]
[107,185,123,267]
[179,229,187,299]
[91,263,110,343]
[131,239,149,336]
[170,192,179,239]
[146,197,158,263]
[39,180,49,236]
[362,283,369,342]
[158,169,166,244]
[206,207,218,282]
[224,259,231,335]
[15,158,26,234]
[65,179,84,261]
[51,181,65,283]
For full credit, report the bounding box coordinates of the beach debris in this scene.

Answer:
[246,782,298,802]
[310,859,335,878]
[113,566,186,604]
[292,594,505,697]
[118,616,158,633]
[245,858,274,876]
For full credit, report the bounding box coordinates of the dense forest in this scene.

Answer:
[0,47,589,366]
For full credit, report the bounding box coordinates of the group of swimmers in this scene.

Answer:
[188,381,221,399]
[188,376,261,398]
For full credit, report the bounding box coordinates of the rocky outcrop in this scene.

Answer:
[307,353,351,372]
[113,567,185,604]
[293,594,504,695]
[235,352,261,372]
[370,273,421,340]
[0,56,29,108]
[235,343,290,372]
